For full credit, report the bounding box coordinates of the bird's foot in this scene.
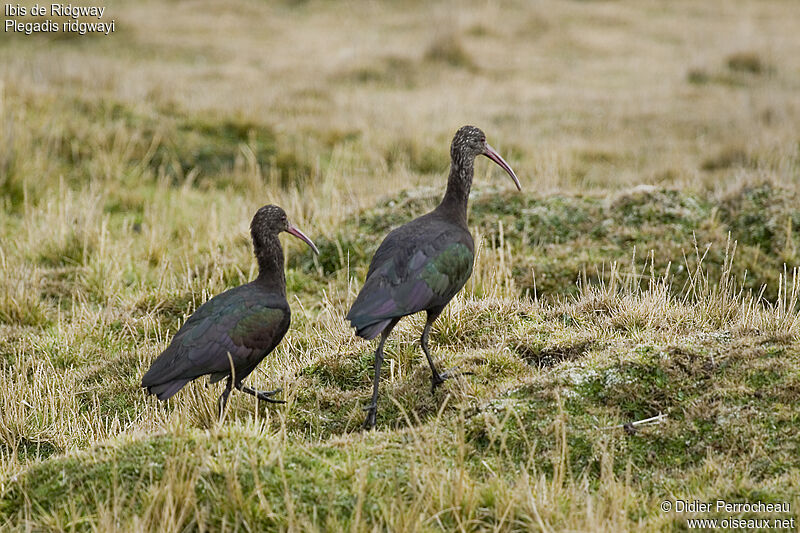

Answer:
[362,403,377,430]
[237,384,286,404]
[431,366,474,392]
[255,389,286,404]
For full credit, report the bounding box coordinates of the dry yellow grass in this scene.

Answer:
[2,0,800,531]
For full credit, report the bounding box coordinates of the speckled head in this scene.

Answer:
[250,205,319,256]
[450,125,487,161]
[449,125,521,191]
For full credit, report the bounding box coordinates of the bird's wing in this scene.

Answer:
[346,225,473,330]
[141,286,289,386]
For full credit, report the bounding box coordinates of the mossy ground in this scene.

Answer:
[2,0,800,531]
[303,183,800,301]
[3,310,799,530]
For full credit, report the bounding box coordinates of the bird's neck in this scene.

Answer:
[436,157,474,227]
[254,236,286,294]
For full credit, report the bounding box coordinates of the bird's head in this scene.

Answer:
[451,125,521,191]
[250,205,319,255]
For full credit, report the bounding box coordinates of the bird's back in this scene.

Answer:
[347,211,474,339]
[142,282,290,399]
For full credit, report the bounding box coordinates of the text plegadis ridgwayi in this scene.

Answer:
[141,205,319,416]
[347,126,521,429]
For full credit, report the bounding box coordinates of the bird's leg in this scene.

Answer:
[218,377,234,419]
[421,312,445,389]
[235,382,286,404]
[421,310,473,392]
[363,319,399,430]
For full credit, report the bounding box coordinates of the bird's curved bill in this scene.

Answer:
[287,224,320,255]
[483,143,521,191]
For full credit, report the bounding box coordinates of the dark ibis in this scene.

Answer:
[346,126,521,429]
[141,205,319,416]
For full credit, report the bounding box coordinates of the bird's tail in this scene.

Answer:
[144,378,191,401]
[353,318,392,341]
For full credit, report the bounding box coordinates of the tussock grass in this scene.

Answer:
[3,0,800,530]
[3,223,799,530]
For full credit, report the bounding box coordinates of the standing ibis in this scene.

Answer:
[141,205,319,416]
[347,126,521,429]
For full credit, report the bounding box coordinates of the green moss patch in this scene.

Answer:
[300,183,800,301]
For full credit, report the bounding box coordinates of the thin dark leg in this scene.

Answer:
[421,310,445,389]
[217,377,234,419]
[421,309,473,392]
[236,383,285,404]
[363,318,400,430]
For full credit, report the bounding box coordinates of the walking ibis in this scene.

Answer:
[346,126,521,429]
[141,205,319,417]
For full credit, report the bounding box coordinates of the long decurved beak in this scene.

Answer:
[286,224,320,255]
[483,142,521,191]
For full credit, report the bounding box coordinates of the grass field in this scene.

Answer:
[2,0,800,530]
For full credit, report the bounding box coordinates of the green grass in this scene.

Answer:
[303,182,800,301]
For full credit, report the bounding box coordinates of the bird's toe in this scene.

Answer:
[255,392,286,404]
[431,366,473,391]
[440,366,474,380]
[362,404,378,430]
